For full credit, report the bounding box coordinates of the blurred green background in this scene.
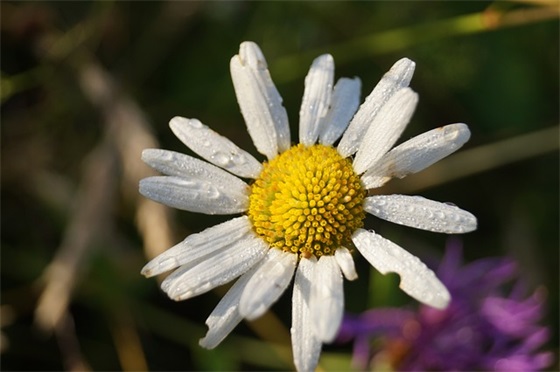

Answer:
[1,1,558,370]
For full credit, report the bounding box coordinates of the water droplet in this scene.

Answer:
[177,179,196,188]
[172,284,183,294]
[188,119,204,128]
[203,184,221,199]
[231,153,247,166]
[161,151,174,161]
[213,152,232,167]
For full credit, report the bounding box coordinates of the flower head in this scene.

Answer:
[338,239,553,371]
[140,41,477,371]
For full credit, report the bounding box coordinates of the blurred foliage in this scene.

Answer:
[1,1,558,371]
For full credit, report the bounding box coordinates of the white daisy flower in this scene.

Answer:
[140,41,477,371]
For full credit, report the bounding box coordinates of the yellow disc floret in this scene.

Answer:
[248,144,366,258]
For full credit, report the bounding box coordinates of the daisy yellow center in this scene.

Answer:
[248,144,366,258]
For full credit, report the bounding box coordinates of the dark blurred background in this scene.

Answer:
[1,1,558,370]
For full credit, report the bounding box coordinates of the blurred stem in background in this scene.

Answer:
[272,1,560,82]
[381,125,559,195]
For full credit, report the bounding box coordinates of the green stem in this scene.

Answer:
[272,5,559,82]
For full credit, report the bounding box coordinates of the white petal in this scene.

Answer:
[291,257,322,372]
[299,54,334,146]
[352,228,450,309]
[353,88,418,174]
[142,149,248,186]
[161,232,268,301]
[199,261,263,349]
[169,117,263,179]
[338,58,415,157]
[239,249,297,320]
[364,195,477,234]
[140,149,249,214]
[141,216,252,277]
[319,77,361,146]
[310,256,344,343]
[139,176,247,215]
[361,123,471,188]
[230,41,290,159]
[334,247,358,281]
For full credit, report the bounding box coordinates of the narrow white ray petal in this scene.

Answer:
[353,88,418,174]
[310,256,344,343]
[239,249,297,320]
[361,123,471,188]
[143,149,249,187]
[364,195,477,234]
[291,257,322,372]
[334,247,358,281]
[141,216,252,277]
[230,41,290,159]
[352,228,450,309]
[319,77,361,146]
[338,58,416,157]
[299,54,334,146]
[162,233,268,301]
[199,295,243,349]
[169,117,263,179]
[161,224,254,292]
[139,176,247,215]
[199,260,263,349]
[141,149,249,214]
[159,256,204,293]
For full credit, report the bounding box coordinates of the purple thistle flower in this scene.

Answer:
[338,239,553,371]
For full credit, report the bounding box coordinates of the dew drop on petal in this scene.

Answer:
[231,153,247,166]
[176,179,196,188]
[203,184,221,199]
[212,152,233,167]
[188,119,204,129]
[157,151,173,162]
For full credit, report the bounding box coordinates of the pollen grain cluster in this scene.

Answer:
[248,144,365,258]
